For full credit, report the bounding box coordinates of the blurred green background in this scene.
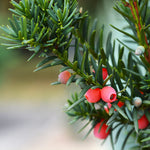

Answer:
[0,0,119,150]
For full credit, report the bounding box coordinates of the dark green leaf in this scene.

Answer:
[141,129,150,134]
[141,136,150,142]
[123,68,141,77]
[125,100,132,111]
[100,48,107,64]
[110,25,138,42]
[36,56,57,68]
[115,125,124,143]
[81,50,87,72]
[82,125,94,140]
[89,30,96,51]
[121,128,134,150]
[142,144,150,148]
[125,107,133,121]
[113,104,128,119]
[51,81,61,85]
[76,77,85,85]
[127,52,133,70]
[67,97,86,111]
[107,112,118,125]
[106,32,112,58]
[79,85,93,98]
[78,121,91,133]
[66,75,76,86]
[114,70,124,91]
[110,132,115,150]
[133,108,138,133]
[60,66,71,72]
[95,59,103,84]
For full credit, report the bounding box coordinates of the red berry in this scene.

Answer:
[58,71,71,84]
[117,101,124,107]
[93,119,110,139]
[101,86,117,103]
[102,68,108,80]
[114,101,124,111]
[140,91,144,95]
[93,68,108,80]
[84,88,101,103]
[138,114,149,129]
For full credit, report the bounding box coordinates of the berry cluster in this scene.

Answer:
[84,86,117,139]
[84,86,149,139]
[84,86,117,103]
[58,69,149,140]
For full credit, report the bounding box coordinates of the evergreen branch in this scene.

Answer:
[110,24,139,42]
[124,1,150,68]
[1,0,150,149]
[52,48,102,87]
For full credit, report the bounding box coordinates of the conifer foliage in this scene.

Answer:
[1,0,150,149]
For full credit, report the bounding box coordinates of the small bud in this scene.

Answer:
[101,86,117,103]
[93,119,110,139]
[135,46,145,56]
[133,97,142,107]
[58,71,71,84]
[79,7,83,13]
[104,105,109,114]
[64,103,69,108]
[94,103,101,110]
[84,88,101,103]
[104,103,112,114]
[138,114,149,129]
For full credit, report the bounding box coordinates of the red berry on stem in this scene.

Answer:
[93,119,110,139]
[93,68,108,80]
[58,71,71,84]
[102,68,108,80]
[140,91,144,95]
[117,101,124,107]
[138,114,149,129]
[101,86,117,103]
[84,88,101,103]
[114,101,124,111]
